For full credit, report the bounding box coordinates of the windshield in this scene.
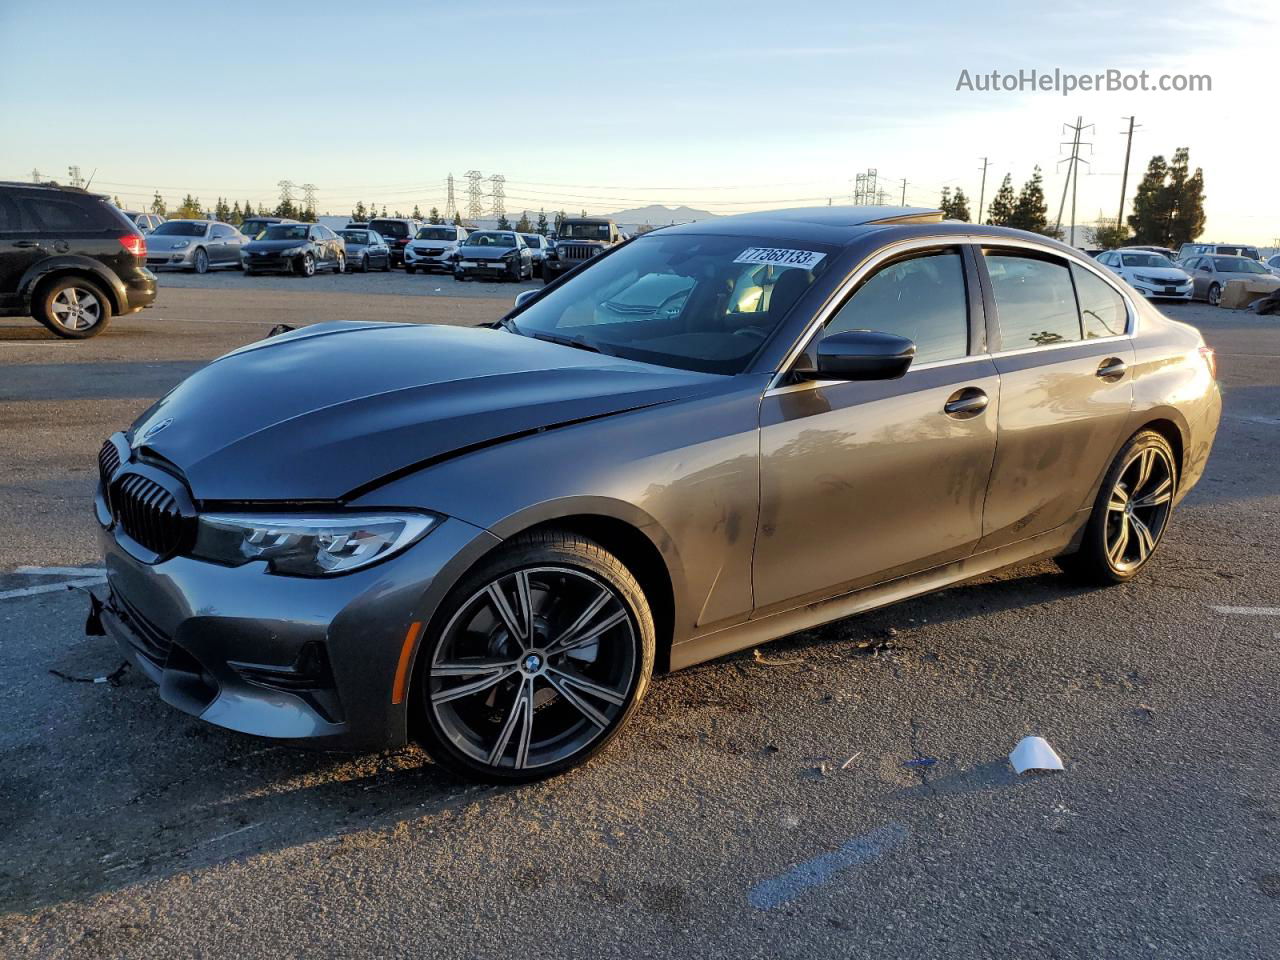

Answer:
[559,222,611,240]
[240,219,274,238]
[465,231,516,248]
[261,224,309,241]
[508,233,832,374]
[415,226,457,241]
[151,221,207,237]
[1213,256,1266,274]
[1217,246,1260,259]
[1120,253,1176,268]
[522,234,543,248]
[341,230,370,244]
[370,219,409,238]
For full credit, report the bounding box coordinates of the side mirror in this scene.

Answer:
[514,289,539,309]
[794,330,916,381]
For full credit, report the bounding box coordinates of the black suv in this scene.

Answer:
[0,182,156,339]
[367,217,422,267]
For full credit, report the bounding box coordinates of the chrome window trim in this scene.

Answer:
[769,233,1137,392]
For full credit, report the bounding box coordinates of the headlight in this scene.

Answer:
[281,246,305,256]
[173,240,190,249]
[192,513,436,576]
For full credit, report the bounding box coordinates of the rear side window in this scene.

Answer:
[18,195,111,232]
[0,193,23,231]
[985,252,1080,349]
[826,249,969,364]
[1071,264,1128,339]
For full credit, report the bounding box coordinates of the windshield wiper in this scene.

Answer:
[530,332,611,356]
[496,316,522,334]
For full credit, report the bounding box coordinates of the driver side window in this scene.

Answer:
[825,249,970,364]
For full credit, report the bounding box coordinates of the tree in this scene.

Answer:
[428,206,441,224]
[243,200,254,221]
[1010,166,1049,234]
[939,187,971,222]
[1089,216,1129,249]
[985,175,1015,226]
[1166,147,1205,248]
[515,210,532,232]
[112,195,123,208]
[412,204,422,220]
[274,198,299,219]
[352,201,367,222]
[174,194,203,219]
[536,209,548,235]
[380,205,387,217]
[453,210,464,226]
[299,204,317,223]
[497,214,511,230]
[150,191,167,216]
[1127,155,1170,245]
[214,197,231,222]
[580,208,588,218]
[230,201,243,226]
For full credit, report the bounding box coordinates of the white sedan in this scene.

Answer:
[1265,254,1280,278]
[1095,249,1193,300]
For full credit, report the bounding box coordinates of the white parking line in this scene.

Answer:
[1210,605,1280,616]
[0,577,105,601]
[13,566,107,577]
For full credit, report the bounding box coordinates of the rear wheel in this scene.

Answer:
[35,276,112,339]
[1059,430,1177,585]
[382,255,391,272]
[1207,282,1221,306]
[334,252,345,274]
[414,530,654,782]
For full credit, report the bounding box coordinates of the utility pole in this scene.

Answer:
[465,171,483,222]
[1116,116,1141,237]
[976,157,990,224]
[67,165,83,188]
[1055,117,1093,245]
[31,168,41,183]
[899,178,908,205]
[445,174,456,220]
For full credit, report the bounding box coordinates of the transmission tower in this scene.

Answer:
[31,168,41,183]
[1054,117,1093,246]
[446,174,456,219]
[277,179,296,210]
[67,165,84,188]
[852,168,878,205]
[465,170,483,221]
[301,183,317,214]
[490,174,506,222]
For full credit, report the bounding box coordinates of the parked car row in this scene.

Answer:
[1092,242,1280,306]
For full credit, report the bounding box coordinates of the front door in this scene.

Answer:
[976,249,1135,550]
[753,246,999,614]
[0,191,44,309]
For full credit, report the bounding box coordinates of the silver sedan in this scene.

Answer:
[144,220,247,274]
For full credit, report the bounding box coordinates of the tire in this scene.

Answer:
[455,271,467,282]
[34,276,112,339]
[413,529,655,783]
[244,269,257,277]
[360,255,369,273]
[405,265,416,275]
[1207,283,1221,306]
[1058,430,1177,585]
[192,247,209,274]
[334,252,345,274]
[299,253,315,278]
[382,256,391,273]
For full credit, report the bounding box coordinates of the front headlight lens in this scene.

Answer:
[173,240,190,249]
[192,513,436,576]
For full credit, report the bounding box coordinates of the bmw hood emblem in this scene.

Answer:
[139,418,173,443]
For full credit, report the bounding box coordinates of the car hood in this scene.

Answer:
[128,322,724,501]
[1220,271,1280,283]
[458,246,514,260]
[149,234,204,250]
[244,239,311,253]
[1123,267,1189,281]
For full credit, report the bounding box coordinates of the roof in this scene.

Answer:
[0,180,93,194]
[660,206,947,245]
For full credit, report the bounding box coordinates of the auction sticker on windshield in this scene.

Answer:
[733,247,827,270]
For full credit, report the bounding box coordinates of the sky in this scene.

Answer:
[2,0,1277,243]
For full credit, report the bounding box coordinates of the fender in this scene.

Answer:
[19,254,129,313]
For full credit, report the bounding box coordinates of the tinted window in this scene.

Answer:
[212,224,235,238]
[826,250,969,364]
[522,234,543,248]
[466,231,517,247]
[415,226,457,241]
[1120,253,1175,268]
[151,221,208,237]
[261,224,309,241]
[20,195,109,231]
[985,252,1080,348]
[341,230,370,244]
[370,219,408,238]
[559,222,611,240]
[1213,256,1266,274]
[0,194,24,231]
[1071,264,1128,339]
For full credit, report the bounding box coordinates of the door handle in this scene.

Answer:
[944,387,989,418]
[12,240,40,248]
[1096,357,1127,380]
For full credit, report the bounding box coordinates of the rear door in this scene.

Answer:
[753,244,999,612]
[975,246,1135,550]
[0,190,43,308]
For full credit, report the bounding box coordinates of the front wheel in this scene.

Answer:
[382,255,392,272]
[1059,430,1177,585]
[360,255,369,273]
[334,252,345,274]
[405,265,416,274]
[414,531,655,782]
[298,253,315,278]
[1207,283,1221,306]
[192,247,209,274]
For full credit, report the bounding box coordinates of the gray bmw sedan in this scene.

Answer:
[92,207,1221,781]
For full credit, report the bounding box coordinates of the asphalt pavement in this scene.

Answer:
[1,283,1277,959]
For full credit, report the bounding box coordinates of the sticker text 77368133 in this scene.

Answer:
[733,247,827,270]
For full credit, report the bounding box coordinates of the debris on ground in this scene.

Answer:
[49,661,130,686]
[840,752,862,769]
[1009,735,1064,774]
[753,648,804,666]
[853,627,912,656]
[903,756,938,768]
[802,764,831,779]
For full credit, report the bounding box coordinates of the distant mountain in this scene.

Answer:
[606,204,716,225]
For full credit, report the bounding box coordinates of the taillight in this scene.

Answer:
[119,234,146,258]
[1199,345,1216,379]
